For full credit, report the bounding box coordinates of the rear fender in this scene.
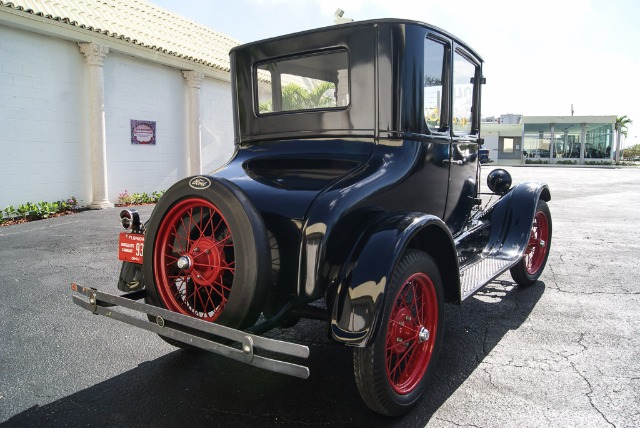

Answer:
[330,213,456,346]
[483,182,551,260]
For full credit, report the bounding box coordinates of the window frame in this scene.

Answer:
[253,48,351,117]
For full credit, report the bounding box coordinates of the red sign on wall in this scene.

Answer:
[131,120,156,145]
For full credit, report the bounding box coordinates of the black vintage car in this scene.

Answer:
[72,19,551,416]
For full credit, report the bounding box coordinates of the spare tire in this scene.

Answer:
[143,175,270,331]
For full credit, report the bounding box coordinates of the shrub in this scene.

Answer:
[525,159,549,165]
[2,195,81,225]
[116,189,165,206]
[117,189,136,206]
[584,160,612,166]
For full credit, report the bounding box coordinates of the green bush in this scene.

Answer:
[2,196,81,224]
[525,159,550,165]
[584,161,612,166]
[116,189,165,206]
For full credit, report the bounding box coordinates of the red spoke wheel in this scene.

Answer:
[510,199,552,286]
[354,250,444,416]
[154,198,234,321]
[143,176,270,347]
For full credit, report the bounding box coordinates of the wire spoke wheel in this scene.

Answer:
[143,177,270,347]
[510,199,552,286]
[155,198,234,321]
[524,209,549,275]
[385,272,438,394]
[354,250,444,416]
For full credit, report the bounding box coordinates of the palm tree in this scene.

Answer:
[615,115,634,163]
[616,115,633,138]
[282,82,336,111]
[258,81,337,113]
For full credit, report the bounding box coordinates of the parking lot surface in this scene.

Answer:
[1,166,639,427]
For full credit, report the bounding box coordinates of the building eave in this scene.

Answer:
[0,6,232,82]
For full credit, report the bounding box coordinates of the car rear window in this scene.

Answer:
[256,50,349,114]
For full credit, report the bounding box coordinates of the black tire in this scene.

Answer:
[510,199,552,286]
[353,250,444,416]
[143,176,271,348]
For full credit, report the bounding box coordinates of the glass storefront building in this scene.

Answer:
[522,116,616,164]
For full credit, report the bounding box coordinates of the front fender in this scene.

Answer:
[330,213,453,346]
[483,181,551,260]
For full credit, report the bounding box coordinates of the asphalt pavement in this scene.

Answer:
[1,166,639,427]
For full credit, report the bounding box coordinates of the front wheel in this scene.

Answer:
[353,250,444,416]
[510,199,552,286]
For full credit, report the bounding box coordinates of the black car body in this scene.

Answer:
[73,19,552,416]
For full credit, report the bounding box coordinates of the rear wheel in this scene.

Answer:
[510,199,552,286]
[353,250,444,416]
[143,177,270,347]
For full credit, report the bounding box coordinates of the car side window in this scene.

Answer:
[424,38,446,132]
[452,51,477,135]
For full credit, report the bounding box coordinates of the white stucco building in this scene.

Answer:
[0,0,240,209]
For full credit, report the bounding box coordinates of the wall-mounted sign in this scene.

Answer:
[131,120,156,145]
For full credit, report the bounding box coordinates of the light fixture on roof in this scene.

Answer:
[334,8,354,25]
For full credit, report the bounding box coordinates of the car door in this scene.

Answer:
[443,46,482,234]
[415,34,451,219]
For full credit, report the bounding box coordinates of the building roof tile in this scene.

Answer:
[0,0,240,72]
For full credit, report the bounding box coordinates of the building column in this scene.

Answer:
[614,123,620,164]
[183,70,204,176]
[549,124,555,163]
[79,42,113,209]
[580,123,587,164]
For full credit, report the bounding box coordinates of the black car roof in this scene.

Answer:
[230,18,483,63]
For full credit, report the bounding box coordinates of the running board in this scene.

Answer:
[459,256,518,300]
[70,283,310,379]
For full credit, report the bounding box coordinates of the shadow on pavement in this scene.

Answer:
[4,280,544,428]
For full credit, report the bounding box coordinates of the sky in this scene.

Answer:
[152,0,640,146]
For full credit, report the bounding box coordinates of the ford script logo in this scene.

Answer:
[189,176,211,190]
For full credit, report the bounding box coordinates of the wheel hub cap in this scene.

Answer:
[418,326,430,343]
[183,238,223,286]
[177,255,192,270]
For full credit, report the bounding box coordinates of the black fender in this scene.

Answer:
[330,212,458,347]
[482,181,551,260]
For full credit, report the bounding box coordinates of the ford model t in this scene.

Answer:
[72,19,551,416]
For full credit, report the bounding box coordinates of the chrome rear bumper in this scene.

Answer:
[71,283,310,379]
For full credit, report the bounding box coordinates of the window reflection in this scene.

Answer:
[424,39,445,131]
[452,52,476,135]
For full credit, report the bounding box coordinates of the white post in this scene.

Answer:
[615,123,621,164]
[549,124,555,163]
[580,123,586,164]
[183,71,204,176]
[78,42,113,209]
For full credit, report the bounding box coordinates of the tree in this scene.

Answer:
[259,82,336,114]
[616,115,633,138]
[282,82,335,111]
[623,143,640,160]
[615,115,634,163]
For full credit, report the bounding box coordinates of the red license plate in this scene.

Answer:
[118,232,144,264]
